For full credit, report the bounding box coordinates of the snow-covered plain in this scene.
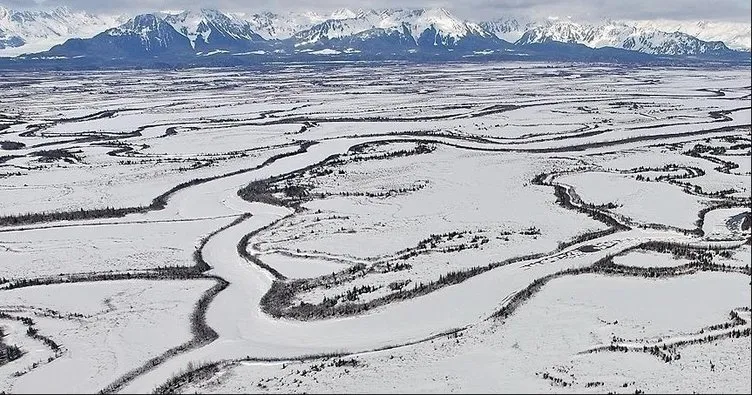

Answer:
[179,272,751,394]
[0,279,214,393]
[0,62,749,393]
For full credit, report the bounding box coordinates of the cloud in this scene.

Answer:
[472,0,752,22]
[8,0,752,23]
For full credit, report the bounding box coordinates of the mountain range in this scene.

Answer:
[0,6,125,55]
[0,5,749,66]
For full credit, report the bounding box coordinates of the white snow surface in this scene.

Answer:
[0,64,749,394]
[0,279,214,393]
[179,272,751,393]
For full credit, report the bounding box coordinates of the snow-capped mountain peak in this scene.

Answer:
[631,19,750,51]
[410,7,483,40]
[515,19,732,55]
[244,11,326,40]
[241,8,367,41]
[160,8,264,50]
[108,14,166,36]
[100,13,190,53]
[480,16,536,43]
[159,9,211,46]
[289,7,497,48]
[0,5,123,55]
[331,8,357,20]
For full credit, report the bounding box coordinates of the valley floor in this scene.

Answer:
[0,62,750,393]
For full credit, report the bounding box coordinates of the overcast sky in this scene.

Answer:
[4,0,751,23]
